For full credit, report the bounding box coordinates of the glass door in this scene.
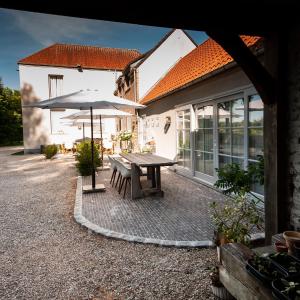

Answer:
[194,105,215,182]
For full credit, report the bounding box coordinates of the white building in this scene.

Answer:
[18,43,140,153]
[115,29,197,149]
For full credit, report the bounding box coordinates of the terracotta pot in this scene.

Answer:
[275,241,288,253]
[283,231,300,255]
[211,285,234,300]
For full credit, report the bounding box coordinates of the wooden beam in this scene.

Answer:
[206,32,277,105]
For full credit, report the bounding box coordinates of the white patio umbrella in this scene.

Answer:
[24,89,145,193]
[61,109,132,162]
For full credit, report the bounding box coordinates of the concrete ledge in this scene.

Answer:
[74,176,214,248]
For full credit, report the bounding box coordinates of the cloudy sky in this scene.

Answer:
[0,9,208,90]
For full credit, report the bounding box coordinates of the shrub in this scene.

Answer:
[75,141,102,176]
[43,144,58,159]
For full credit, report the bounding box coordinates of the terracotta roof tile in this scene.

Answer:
[141,36,261,104]
[18,43,141,70]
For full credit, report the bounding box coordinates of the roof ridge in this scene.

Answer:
[53,43,141,53]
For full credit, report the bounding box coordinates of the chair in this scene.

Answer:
[114,158,132,198]
[108,156,117,185]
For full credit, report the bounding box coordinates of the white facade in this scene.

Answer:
[19,64,120,152]
[137,29,196,99]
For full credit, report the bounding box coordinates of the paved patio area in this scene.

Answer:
[78,165,226,247]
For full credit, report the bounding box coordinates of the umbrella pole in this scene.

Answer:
[100,115,103,168]
[83,122,85,140]
[90,107,96,189]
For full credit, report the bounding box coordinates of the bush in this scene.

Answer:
[43,144,58,159]
[75,141,102,176]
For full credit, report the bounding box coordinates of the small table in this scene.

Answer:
[120,153,177,200]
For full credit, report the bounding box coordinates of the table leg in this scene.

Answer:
[131,163,143,200]
[155,166,161,190]
[151,166,156,188]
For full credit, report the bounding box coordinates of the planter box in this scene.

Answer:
[272,278,300,300]
[269,253,300,278]
[246,258,287,287]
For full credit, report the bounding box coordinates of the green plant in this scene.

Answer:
[209,266,223,287]
[280,279,300,299]
[118,130,133,141]
[250,254,281,280]
[210,195,263,245]
[43,144,58,159]
[75,141,102,176]
[214,155,264,204]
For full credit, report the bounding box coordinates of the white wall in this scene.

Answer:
[137,29,196,99]
[139,109,177,160]
[19,65,120,152]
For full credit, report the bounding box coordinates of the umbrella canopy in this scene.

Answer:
[61,108,132,120]
[24,89,145,193]
[24,89,144,110]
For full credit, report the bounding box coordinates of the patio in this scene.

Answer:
[76,163,226,247]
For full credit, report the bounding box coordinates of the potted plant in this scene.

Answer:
[272,278,300,300]
[210,195,263,246]
[283,231,300,255]
[268,252,300,277]
[209,265,234,299]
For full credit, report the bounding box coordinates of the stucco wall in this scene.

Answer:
[137,30,196,100]
[19,65,120,152]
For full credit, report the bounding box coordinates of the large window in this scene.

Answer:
[176,109,191,169]
[48,74,64,134]
[195,105,214,176]
[218,98,245,168]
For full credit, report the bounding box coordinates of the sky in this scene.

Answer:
[0,8,208,90]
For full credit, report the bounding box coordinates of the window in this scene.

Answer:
[48,75,64,134]
[218,98,245,168]
[176,109,191,169]
[248,94,264,194]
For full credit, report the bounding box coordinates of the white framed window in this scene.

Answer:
[48,74,64,134]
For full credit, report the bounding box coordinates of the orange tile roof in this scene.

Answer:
[18,43,141,70]
[141,36,261,104]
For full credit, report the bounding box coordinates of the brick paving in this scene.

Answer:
[81,167,226,245]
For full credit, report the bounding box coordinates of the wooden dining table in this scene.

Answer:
[119,153,177,200]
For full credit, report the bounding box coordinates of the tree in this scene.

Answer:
[0,78,23,145]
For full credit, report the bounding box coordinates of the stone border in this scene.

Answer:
[74,176,214,248]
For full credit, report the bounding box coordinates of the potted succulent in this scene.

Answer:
[268,252,300,277]
[209,265,234,299]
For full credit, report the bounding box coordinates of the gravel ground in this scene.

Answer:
[0,147,217,300]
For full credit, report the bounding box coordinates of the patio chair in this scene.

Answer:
[108,155,117,185]
[114,158,132,198]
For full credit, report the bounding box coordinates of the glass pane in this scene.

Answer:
[231,98,244,127]
[204,129,213,152]
[177,130,183,148]
[232,157,244,167]
[219,128,231,155]
[204,152,214,176]
[249,161,264,195]
[195,151,204,173]
[195,129,204,151]
[177,149,184,166]
[184,110,191,130]
[219,155,231,169]
[218,102,230,127]
[183,150,191,169]
[177,111,183,130]
[183,130,190,149]
[232,128,244,157]
[249,128,263,159]
[197,106,213,128]
[249,94,264,127]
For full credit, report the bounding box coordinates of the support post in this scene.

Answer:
[90,106,95,189]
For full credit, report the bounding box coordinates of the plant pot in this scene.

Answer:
[283,231,300,255]
[211,285,234,300]
[275,242,288,253]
